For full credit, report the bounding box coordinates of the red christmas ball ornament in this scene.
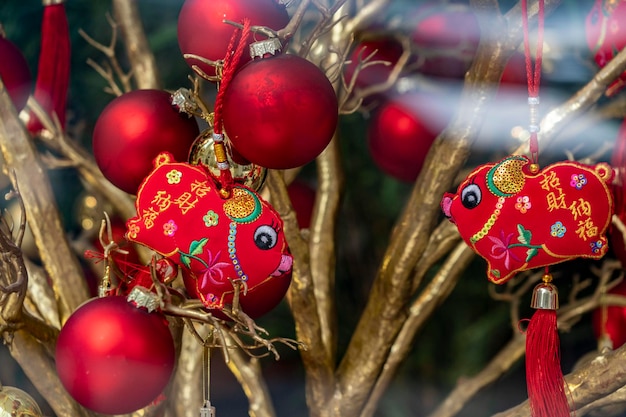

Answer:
[586,0,626,96]
[56,296,175,415]
[367,91,450,182]
[92,89,200,195]
[177,0,289,78]
[344,38,404,92]
[223,52,338,169]
[410,2,480,79]
[0,36,32,111]
[592,280,626,349]
[287,180,316,229]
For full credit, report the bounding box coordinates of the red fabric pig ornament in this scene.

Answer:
[441,155,614,284]
[126,152,293,316]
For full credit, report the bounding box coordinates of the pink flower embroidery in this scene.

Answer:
[487,230,522,270]
[514,196,531,214]
[163,220,178,236]
[197,250,231,292]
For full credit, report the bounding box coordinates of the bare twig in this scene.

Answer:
[78,13,133,94]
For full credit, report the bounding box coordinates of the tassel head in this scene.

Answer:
[525,273,570,417]
[530,278,559,310]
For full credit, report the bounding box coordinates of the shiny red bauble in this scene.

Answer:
[344,38,404,92]
[367,92,449,182]
[586,0,626,96]
[56,296,175,415]
[592,280,626,349]
[410,2,480,79]
[0,36,32,111]
[177,0,289,78]
[92,89,200,195]
[223,54,338,169]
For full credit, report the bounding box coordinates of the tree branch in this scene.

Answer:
[266,169,335,415]
[112,0,162,90]
[0,80,89,321]
[361,242,476,417]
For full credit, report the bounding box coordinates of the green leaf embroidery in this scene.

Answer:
[180,238,209,268]
[517,224,532,245]
[180,254,191,269]
[491,269,501,278]
[189,238,208,256]
[526,247,538,262]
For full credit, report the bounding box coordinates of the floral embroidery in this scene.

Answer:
[206,293,218,305]
[197,249,231,292]
[166,169,182,185]
[550,221,566,238]
[590,240,604,254]
[203,210,219,227]
[514,196,531,214]
[127,223,140,239]
[163,220,178,236]
[487,230,523,270]
[487,225,543,268]
[570,173,587,190]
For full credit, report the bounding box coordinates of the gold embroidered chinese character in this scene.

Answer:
[190,180,212,197]
[576,218,598,241]
[151,190,172,212]
[569,198,592,221]
[141,207,160,229]
[174,192,199,214]
[540,171,561,191]
[546,191,567,212]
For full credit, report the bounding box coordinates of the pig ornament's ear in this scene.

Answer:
[486,155,527,197]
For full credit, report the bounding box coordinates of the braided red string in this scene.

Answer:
[521,0,544,164]
[214,19,251,136]
[210,19,251,194]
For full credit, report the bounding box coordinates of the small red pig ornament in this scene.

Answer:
[126,152,293,314]
[441,155,614,284]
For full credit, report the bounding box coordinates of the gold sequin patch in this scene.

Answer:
[491,158,526,195]
[223,188,258,221]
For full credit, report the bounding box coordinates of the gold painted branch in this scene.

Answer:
[0,80,89,322]
[112,0,162,90]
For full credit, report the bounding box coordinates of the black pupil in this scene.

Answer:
[256,232,273,249]
[463,192,478,208]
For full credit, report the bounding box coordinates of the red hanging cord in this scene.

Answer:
[521,0,544,165]
[211,19,251,197]
[521,3,571,417]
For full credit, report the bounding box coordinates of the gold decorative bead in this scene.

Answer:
[529,163,540,174]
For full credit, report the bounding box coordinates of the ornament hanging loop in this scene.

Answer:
[522,0,545,167]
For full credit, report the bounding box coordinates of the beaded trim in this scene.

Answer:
[470,197,506,244]
[227,222,248,282]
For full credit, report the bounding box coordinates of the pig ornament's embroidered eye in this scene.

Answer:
[461,183,481,209]
[254,225,278,250]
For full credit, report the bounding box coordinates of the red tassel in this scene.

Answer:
[525,275,570,417]
[27,0,71,134]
